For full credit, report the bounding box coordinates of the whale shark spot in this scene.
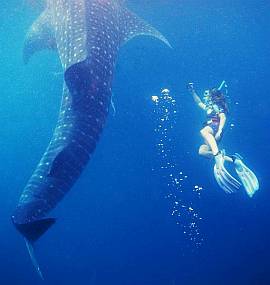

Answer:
[14,0,171,251]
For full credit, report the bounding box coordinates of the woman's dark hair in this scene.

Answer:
[209,88,229,114]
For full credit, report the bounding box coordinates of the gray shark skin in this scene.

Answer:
[12,0,170,244]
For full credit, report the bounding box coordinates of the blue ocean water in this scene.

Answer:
[0,1,270,284]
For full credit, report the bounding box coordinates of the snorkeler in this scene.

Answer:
[188,82,259,197]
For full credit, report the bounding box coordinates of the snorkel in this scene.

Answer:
[218,80,229,97]
[218,80,226,91]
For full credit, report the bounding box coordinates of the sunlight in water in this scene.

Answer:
[152,89,203,247]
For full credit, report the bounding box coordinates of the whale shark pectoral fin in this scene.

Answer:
[15,218,56,243]
[120,8,172,48]
[64,60,93,94]
[24,238,44,280]
[23,9,56,64]
[48,144,89,180]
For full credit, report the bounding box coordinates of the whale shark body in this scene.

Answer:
[12,0,170,277]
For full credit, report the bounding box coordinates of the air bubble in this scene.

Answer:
[152,89,204,247]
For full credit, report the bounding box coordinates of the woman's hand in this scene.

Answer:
[187,82,194,92]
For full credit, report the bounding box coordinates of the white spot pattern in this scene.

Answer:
[15,0,170,224]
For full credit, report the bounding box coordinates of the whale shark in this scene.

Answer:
[12,0,170,278]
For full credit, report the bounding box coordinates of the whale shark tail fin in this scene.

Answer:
[120,7,172,48]
[15,218,56,243]
[25,238,44,280]
[14,218,56,280]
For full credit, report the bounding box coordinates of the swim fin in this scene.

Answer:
[214,152,241,194]
[233,154,259,198]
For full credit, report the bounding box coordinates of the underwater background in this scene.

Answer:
[0,0,270,284]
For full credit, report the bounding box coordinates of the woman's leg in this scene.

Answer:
[199,126,234,162]
[198,144,213,159]
[200,126,219,155]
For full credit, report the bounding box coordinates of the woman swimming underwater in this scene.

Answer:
[188,82,259,197]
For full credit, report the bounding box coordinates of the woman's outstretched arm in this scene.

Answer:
[187,83,206,110]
